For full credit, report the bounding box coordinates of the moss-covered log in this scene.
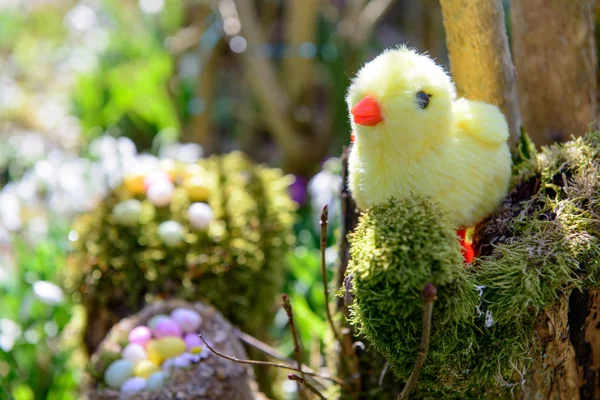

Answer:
[338,131,600,398]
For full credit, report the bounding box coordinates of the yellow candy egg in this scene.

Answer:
[155,337,186,360]
[134,360,159,379]
[183,176,211,202]
[146,340,162,365]
[182,164,205,179]
[123,174,146,195]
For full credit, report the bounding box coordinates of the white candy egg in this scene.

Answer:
[157,221,184,247]
[122,343,147,364]
[147,180,175,207]
[187,202,214,230]
[112,200,142,227]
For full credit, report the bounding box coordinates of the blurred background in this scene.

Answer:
[0,0,594,399]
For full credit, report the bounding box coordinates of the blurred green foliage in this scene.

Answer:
[0,223,82,400]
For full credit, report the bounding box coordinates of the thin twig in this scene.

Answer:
[320,204,344,347]
[198,333,348,387]
[233,327,326,389]
[398,283,438,400]
[379,362,390,387]
[282,294,307,399]
[289,374,327,400]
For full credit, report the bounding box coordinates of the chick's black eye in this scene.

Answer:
[416,91,431,110]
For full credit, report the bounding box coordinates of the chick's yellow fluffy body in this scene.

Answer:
[347,47,511,229]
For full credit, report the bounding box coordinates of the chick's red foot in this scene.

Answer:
[457,228,474,264]
[350,131,355,143]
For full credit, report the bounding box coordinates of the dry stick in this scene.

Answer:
[289,374,327,400]
[198,333,348,387]
[282,294,307,399]
[233,327,327,390]
[397,283,438,400]
[320,204,344,347]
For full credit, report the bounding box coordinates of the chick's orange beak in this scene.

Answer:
[351,95,382,126]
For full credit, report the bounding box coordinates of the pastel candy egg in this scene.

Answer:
[128,326,152,347]
[183,176,211,202]
[155,337,186,360]
[104,359,134,389]
[146,340,162,364]
[144,170,172,190]
[122,343,147,364]
[112,200,142,227]
[134,360,160,378]
[120,377,146,396]
[147,180,175,207]
[187,203,213,230]
[123,174,146,195]
[171,308,202,333]
[157,221,184,248]
[153,318,182,338]
[148,314,170,330]
[183,333,203,352]
[146,371,167,391]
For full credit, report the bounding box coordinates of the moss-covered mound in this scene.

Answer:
[66,151,296,352]
[471,131,600,392]
[343,131,600,399]
[344,196,480,394]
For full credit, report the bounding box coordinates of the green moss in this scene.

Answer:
[66,151,296,343]
[344,196,480,394]
[344,131,600,399]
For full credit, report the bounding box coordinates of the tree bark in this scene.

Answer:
[439,0,522,147]
[510,0,597,146]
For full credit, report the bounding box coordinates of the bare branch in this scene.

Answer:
[289,374,327,400]
[320,204,344,347]
[398,283,438,399]
[198,333,348,387]
[282,294,307,398]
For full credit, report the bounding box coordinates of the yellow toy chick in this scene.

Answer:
[347,46,512,259]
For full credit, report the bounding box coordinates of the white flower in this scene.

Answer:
[0,319,21,352]
[32,281,64,305]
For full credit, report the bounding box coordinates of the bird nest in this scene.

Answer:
[86,299,265,400]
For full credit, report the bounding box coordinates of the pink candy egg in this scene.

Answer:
[183,333,203,352]
[129,326,152,347]
[153,318,182,338]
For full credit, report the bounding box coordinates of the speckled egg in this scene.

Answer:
[111,199,142,227]
[171,308,202,333]
[123,174,146,195]
[153,318,182,338]
[148,314,170,330]
[128,326,152,347]
[144,170,172,190]
[120,377,146,396]
[183,333,203,353]
[147,180,175,207]
[134,360,160,379]
[154,337,186,361]
[104,359,134,389]
[146,371,167,391]
[187,203,214,230]
[157,221,184,247]
[122,343,147,364]
[183,176,211,202]
[146,340,162,364]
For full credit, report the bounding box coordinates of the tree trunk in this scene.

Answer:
[510,0,597,147]
[439,0,522,146]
